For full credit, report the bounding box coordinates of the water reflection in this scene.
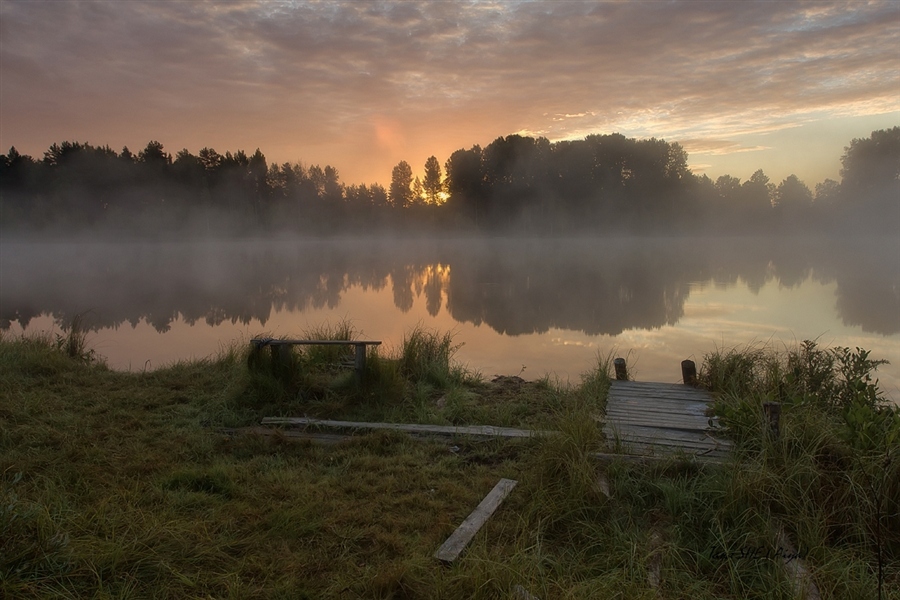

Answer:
[1,236,898,387]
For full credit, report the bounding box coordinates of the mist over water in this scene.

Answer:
[2,234,898,400]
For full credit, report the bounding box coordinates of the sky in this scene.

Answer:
[1,0,898,188]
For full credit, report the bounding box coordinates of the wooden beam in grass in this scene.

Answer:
[774,524,821,600]
[512,584,541,600]
[261,417,555,438]
[434,478,518,564]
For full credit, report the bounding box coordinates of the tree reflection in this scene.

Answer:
[0,237,897,338]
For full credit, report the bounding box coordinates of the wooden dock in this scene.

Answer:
[603,380,731,461]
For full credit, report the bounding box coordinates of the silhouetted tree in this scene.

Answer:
[198,147,223,172]
[322,166,343,204]
[389,160,413,208]
[172,149,203,190]
[370,183,389,208]
[444,146,486,222]
[715,175,742,201]
[411,176,425,207]
[248,149,269,206]
[423,156,443,204]
[814,179,841,207]
[840,127,900,194]
[775,175,812,210]
[138,141,171,166]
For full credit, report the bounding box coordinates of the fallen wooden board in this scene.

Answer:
[774,524,821,600]
[512,584,541,600]
[261,417,555,438]
[434,478,518,564]
[220,427,351,445]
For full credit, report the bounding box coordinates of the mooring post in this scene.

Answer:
[681,359,697,386]
[354,343,367,379]
[614,358,628,381]
[763,402,782,440]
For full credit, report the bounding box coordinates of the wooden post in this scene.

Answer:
[614,358,628,381]
[763,402,781,440]
[272,344,293,383]
[354,343,367,378]
[681,360,697,386]
[248,340,264,369]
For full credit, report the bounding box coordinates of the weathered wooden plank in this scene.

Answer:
[609,390,714,403]
[596,473,611,499]
[607,398,712,411]
[512,584,541,600]
[609,442,729,459]
[607,422,722,441]
[220,427,351,444]
[605,409,710,421]
[604,410,713,426]
[609,390,712,402]
[606,442,730,461]
[604,421,721,438]
[608,438,726,451]
[612,380,711,392]
[609,396,711,407]
[609,421,716,439]
[648,529,663,589]
[606,420,717,434]
[774,524,821,600]
[434,478,518,563]
[261,417,554,438]
[605,413,711,427]
[603,379,731,459]
[606,441,731,460]
[603,424,730,445]
[606,407,712,420]
[608,393,713,404]
[610,381,715,400]
[606,438,726,455]
[610,385,711,397]
[606,415,713,428]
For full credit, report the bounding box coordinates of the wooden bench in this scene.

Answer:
[249,338,382,378]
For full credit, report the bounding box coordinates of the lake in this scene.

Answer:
[2,235,898,401]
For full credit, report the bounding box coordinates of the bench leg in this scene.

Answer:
[355,344,366,379]
[274,344,292,372]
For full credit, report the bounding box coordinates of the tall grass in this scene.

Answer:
[2,331,897,598]
[398,325,467,387]
[55,312,95,362]
[703,340,899,600]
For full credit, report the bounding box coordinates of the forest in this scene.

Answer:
[0,128,897,236]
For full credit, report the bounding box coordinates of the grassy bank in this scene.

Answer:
[1,329,897,599]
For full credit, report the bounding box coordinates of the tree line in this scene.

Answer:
[1,128,897,235]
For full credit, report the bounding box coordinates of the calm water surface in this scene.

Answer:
[2,236,898,400]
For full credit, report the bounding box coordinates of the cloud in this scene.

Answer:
[683,139,772,156]
[1,0,897,183]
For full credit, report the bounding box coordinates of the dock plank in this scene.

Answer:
[604,380,731,460]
